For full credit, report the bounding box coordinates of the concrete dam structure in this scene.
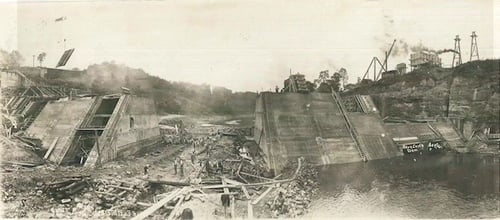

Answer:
[254,92,402,172]
[26,94,161,167]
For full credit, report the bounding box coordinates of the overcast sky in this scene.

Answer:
[1,0,499,91]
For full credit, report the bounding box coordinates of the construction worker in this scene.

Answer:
[179,159,184,176]
[191,151,196,164]
[205,159,212,175]
[174,157,179,175]
[221,194,231,217]
[275,86,279,93]
[217,160,224,174]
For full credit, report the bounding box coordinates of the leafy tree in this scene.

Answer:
[37,52,46,67]
[305,81,316,92]
[331,71,342,92]
[314,70,330,86]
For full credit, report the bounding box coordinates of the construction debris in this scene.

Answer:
[44,175,91,201]
[265,160,319,218]
[1,119,319,219]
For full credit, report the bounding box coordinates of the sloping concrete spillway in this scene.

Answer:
[254,92,402,172]
[27,94,161,167]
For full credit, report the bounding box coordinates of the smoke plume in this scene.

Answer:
[390,39,410,57]
[410,42,436,53]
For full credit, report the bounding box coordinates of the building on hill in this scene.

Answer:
[1,69,37,89]
[40,67,85,80]
[381,70,400,79]
[283,74,310,93]
[396,63,407,74]
[410,51,442,70]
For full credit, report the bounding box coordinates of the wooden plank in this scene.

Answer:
[240,171,275,181]
[222,178,244,186]
[138,178,190,186]
[117,190,127,197]
[1,161,43,167]
[222,179,230,194]
[166,196,184,220]
[201,179,284,189]
[44,137,59,160]
[109,185,134,191]
[251,186,274,205]
[241,186,250,199]
[95,191,116,197]
[136,202,152,207]
[77,128,105,131]
[130,188,184,220]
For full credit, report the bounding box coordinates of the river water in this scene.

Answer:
[306,153,499,219]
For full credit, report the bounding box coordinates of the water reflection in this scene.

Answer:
[307,153,499,219]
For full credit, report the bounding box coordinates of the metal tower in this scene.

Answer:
[469,31,479,61]
[452,35,462,67]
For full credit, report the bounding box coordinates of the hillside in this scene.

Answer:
[11,62,257,115]
[344,59,500,130]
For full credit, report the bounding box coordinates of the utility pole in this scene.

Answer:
[452,35,462,68]
[469,31,479,61]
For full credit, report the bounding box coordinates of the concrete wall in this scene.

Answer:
[255,92,364,172]
[26,98,94,162]
[430,121,465,151]
[113,97,161,156]
[347,113,402,160]
[86,96,161,166]
[254,94,264,145]
[255,92,408,172]
[41,68,86,80]
[385,123,439,141]
[26,98,94,148]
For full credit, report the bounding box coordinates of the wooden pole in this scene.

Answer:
[44,137,59,159]
[251,186,274,205]
[131,188,185,220]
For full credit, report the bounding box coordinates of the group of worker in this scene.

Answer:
[275,86,286,93]
[202,159,224,175]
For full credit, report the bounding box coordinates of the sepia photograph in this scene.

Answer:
[0,0,499,219]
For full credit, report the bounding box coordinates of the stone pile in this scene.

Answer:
[265,160,319,218]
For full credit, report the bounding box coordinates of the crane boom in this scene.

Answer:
[376,39,397,80]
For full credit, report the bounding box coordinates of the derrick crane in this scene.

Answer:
[362,39,397,81]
